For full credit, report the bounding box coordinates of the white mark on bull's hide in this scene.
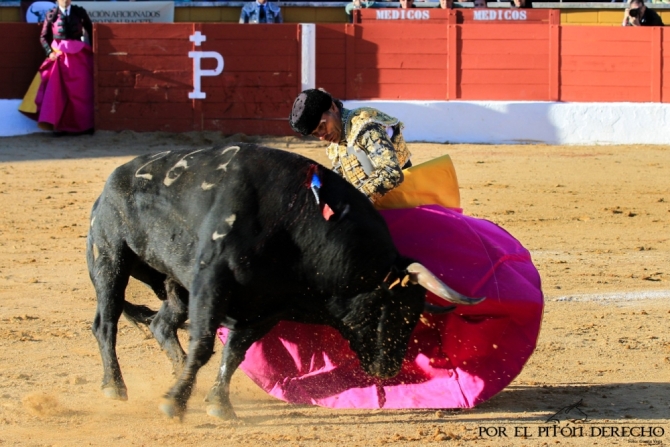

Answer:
[135,151,171,180]
[164,149,206,187]
[93,244,100,261]
[216,146,240,171]
[201,181,216,191]
[212,214,236,241]
[212,231,227,241]
[164,159,188,186]
[222,146,240,155]
[90,216,96,226]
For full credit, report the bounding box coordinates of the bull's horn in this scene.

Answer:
[407,263,485,305]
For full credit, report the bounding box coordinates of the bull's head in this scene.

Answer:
[336,262,485,379]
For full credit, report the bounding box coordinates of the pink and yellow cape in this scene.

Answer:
[218,155,543,409]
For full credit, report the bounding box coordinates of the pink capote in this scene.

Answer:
[35,39,94,133]
[217,205,543,409]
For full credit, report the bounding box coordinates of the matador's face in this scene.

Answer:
[311,102,343,144]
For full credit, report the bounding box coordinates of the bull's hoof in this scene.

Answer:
[206,404,237,420]
[159,399,185,421]
[102,386,128,401]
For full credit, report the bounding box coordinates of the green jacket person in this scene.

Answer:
[289,89,412,203]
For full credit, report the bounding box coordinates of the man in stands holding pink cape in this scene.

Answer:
[215,89,544,410]
[20,0,94,135]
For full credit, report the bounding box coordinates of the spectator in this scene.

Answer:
[239,0,283,24]
[400,0,417,8]
[473,0,487,7]
[345,0,379,23]
[510,0,533,7]
[439,0,454,8]
[289,88,412,203]
[623,0,664,26]
[20,0,93,135]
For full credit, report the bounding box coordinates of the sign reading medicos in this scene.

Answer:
[472,9,528,20]
[357,8,553,24]
[357,9,451,23]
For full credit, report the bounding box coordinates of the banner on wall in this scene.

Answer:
[21,1,174,23]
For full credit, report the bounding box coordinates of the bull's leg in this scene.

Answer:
[204,324,274,419]
[149,279,189,376]
[159,267,232,420]
[89,243,132,401]
[128,267,188,375]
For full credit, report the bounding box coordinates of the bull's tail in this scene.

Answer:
[122,302,189,335]
[122,302,157,333]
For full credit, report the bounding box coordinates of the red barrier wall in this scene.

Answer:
[314,22,667,103]
[316,24,346,100]
[560,26,662,103]
[350,23,450,99]
[458,24,553,100]
[3,21,669,134]
[0,24,44,100]
[95,23,301,134]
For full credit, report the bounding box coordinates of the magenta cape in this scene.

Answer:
[35,40,94,133]
[217,205,543,409]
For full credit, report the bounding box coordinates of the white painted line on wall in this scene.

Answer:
[301,23,316,92]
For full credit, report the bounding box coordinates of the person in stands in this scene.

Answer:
[510,0,533,8]
[345,0,380,23]
[622,0,664,26]
[239,0,283,24]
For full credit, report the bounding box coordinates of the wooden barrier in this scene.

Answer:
[316,24,347,100]
[316,22,667,103]
[95,23,301,134]
[0,23,43,100]
[3,21,669,134]
[560,26,663,103]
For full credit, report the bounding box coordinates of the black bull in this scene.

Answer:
[87,144,484,419]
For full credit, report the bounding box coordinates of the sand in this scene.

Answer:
[0,131,668,447]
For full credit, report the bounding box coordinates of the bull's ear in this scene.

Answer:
[407,263,485,305]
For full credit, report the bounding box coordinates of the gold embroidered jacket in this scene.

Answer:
[326,107,411,202]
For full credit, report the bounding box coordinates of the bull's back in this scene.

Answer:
[90,144,398,295]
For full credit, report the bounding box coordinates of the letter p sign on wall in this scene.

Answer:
[189,31,224,99]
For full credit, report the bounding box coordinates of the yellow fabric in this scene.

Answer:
[18,73,41,115]
[374,154,461,210]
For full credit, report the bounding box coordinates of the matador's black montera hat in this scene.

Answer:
[289,89,333,136]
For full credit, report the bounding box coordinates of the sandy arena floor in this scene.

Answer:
[0,131,669,447]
